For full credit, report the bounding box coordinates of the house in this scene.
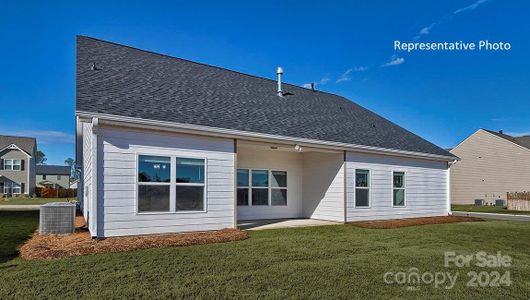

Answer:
[450,129,530,204]
[36,165,71,189]
[0,135,37,196]
[75,36,458,238]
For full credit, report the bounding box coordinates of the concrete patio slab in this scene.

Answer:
[238,219,342,230]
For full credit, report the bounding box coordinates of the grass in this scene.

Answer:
[0,197,72,205]
[0,212,529,299]
[0,211,39,263]
[452,204,530,216]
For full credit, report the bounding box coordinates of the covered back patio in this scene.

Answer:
[235,140,346,227]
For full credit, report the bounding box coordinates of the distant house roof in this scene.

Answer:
[76,36,455,159]
[482,129,530,150]
[36,165,71,176]
[0,135,36,156]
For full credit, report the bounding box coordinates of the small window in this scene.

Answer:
[175,158,205,211]
[251,170,269,205]
[237,169,249,206]
[271,171,287,206]
[137,155,171,212]
[57,175,62,180]
[393,172,405,207]
[43,174,47,180]
[355,169,370,207]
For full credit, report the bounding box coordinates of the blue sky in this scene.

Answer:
[1,0,529,164]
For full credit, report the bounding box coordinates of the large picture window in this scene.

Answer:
[138,155,171,212]
[393,171,406,207]
[237,168,287,206]
[355,169,370,207]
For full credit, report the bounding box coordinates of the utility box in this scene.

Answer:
[495,199,506,207]
[474,199,485,206]
[39,202,76,234]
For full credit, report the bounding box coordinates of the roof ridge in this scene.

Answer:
[77,35,343,98]
[0,134,36,141]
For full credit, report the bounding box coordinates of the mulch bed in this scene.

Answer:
[349,216,483,229]
[20,216,248,260]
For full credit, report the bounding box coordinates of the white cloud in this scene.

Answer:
[336,68,353,83]
[0,130,75,145]
[353,66,368,72]
[505,131,530,137]
[302,83,312,89]
[454,0,490,14]
[381,56,405,67]
[415,0,492,38]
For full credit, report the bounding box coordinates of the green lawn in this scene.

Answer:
[0,211,529,299]
[0,197,73,205]
[452,204,530,216]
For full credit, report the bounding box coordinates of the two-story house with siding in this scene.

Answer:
[36,165,72,189]
[0,135,37,196]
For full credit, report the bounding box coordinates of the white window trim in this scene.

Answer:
[135,153,208,215]
[3,159,22,171]
[392,171,407,208]
[237,168,288,207]
[354,168,371,208]
[3,182,21,194]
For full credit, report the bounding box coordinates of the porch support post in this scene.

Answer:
[233,139,238,228]
[343,150,347,223]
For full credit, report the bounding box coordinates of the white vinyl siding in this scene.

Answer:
[302,152,345,222]
[98,125,235,237]
[346,152,449,221]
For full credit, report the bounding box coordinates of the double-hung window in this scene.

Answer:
[251,170,269,205]
[138,155,171,212]
[355,169,370,207]
[137,155,206,213]
[237,169,288,206]
[271,171,287,206]
[393,172,406,207]
[237,169,250,206]
[3,159,22,170]
[175,158,205,211]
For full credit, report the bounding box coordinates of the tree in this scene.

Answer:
[36,150,47,165]
[64,157,79,180]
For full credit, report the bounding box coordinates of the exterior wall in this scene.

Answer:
[346,152,449,221]
[0,148,34,195]
[36,174,70,188]
[98,125,235,237]
[302,152,345,222]
[237,146,303,220]
[450,130,530,204]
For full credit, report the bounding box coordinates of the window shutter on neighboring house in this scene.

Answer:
[21,160,25,171]
[21,183,25,194]
[0,159,3,170]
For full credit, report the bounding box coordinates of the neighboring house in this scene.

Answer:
[0,135,37,196]
[36,165,71,189]
[76,36,458,238]
[450,129,530,204]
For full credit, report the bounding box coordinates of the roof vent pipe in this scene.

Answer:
[311,83,315,91]
[277,67,283,97]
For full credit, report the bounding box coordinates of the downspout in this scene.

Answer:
[447,160,457,215]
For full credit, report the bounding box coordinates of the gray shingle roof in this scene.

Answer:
[483,129,530,150]
[76,36,454,158]
[0,135,36,156]
[36,165,71,175]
